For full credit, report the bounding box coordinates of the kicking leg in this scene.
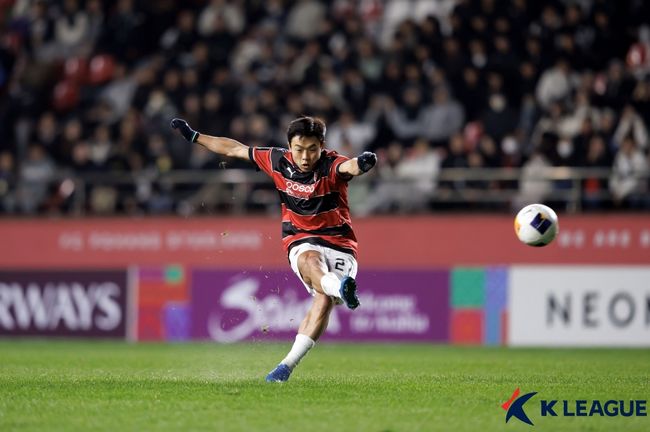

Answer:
[297,250,360,309]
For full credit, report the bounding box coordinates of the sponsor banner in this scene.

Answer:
[0,270,128,338]
[0,215,648,268]
[190,269,449,342]
[508,266,650,347]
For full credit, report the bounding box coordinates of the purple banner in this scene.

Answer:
[191,269,449,342]
[0,270,128,338]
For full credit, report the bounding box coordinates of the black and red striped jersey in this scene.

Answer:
[248,146,358,257]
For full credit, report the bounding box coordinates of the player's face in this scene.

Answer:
[289,136,323,172]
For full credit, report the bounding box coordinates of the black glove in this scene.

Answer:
[170,118,199,143]
[357,151,377,173]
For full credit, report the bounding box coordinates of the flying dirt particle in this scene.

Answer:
[261,325,269,333]
[249,295,257,302]
[219,162,227,169]
[221,231,228,237]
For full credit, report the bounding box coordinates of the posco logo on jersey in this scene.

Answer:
[502,388,647,426]
[285,180,315,196]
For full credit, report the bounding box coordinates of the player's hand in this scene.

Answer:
[357,151,377,173]
[170,118,199,143]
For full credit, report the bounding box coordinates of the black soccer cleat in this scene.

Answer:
[339,276,360,310]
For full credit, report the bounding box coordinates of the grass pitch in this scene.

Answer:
[0,341,648,432]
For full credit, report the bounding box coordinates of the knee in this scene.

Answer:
[297,251,324,283]
[298,251,322,269]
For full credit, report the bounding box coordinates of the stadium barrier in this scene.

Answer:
[4,167,646,214]
[0,216,648,346]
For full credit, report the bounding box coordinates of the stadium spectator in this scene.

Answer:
[100,0,144,62]
[481,92,518,146]
[613,104,649,151]
[581,134,612,210]
[419,85,465,146]
[54,0,89,58]
[513,149,553,211]
[357,139,440,216]
[198,0,245,37]
[0,151,16,212]
[84,0,105,46]
[16,143,55,213]
[455,67,486,122]
[326,110,376,157]
[286,0,326,41]
[384,86,425,145]
[535,58,573,109]
[609,136,649,208]
[354,141,404,216]
[438,132,469,200]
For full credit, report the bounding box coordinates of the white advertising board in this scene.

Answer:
[508,266,650,347]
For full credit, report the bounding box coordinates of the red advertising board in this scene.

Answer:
[0,215,648,268]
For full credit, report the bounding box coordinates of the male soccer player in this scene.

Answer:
[171,116,377,382]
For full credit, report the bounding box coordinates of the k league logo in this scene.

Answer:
[502,388,537,426]
[501,387,648,426]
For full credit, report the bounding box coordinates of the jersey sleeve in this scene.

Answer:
[331,155,353,183]
[249,147,279,177]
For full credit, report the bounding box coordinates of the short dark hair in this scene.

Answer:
[286,116,326,145]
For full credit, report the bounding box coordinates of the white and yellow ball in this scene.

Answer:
[514,204,559,247]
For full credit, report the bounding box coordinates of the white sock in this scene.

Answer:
[281,334,315,370]
[320,272,342,298]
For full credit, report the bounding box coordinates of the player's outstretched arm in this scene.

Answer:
[338,151,377,176]
[170,118,250,160]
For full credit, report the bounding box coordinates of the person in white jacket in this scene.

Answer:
[609,135,648,208]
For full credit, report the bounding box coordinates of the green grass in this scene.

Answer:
[0,341,648,432]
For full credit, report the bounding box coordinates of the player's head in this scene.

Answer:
[287,116,326,172]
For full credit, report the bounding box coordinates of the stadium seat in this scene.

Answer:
[88,54,115,85]
[64,57,89,84]
[52,80,80,111]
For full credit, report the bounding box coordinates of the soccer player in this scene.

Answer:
[170,116,377,382]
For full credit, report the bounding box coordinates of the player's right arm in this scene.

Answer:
[170,118,250,161]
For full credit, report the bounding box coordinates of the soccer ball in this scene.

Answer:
[514,204,559,247]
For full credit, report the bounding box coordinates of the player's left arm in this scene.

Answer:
[338,152,377,176]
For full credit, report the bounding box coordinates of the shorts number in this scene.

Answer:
[334,258,346,272]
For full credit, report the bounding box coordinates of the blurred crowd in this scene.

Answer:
[0,0,649,215]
